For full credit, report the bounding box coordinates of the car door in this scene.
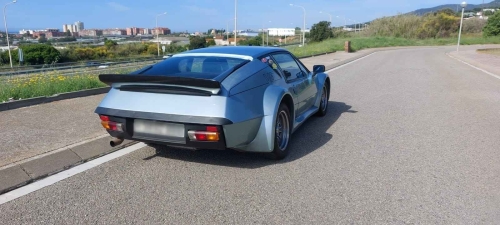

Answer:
[271,52,310,116]
[293,55,318,112]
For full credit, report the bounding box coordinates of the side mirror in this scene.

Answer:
[313,65,325,73]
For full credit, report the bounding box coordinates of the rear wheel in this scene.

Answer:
[266,103,291,160]
[315,85,328,117]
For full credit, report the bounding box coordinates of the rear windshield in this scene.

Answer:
[137,56,247,79]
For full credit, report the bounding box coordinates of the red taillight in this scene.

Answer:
[195,133,208,141]
[188,126,220,142]
[99,115,122,131]
[206,126,218,132]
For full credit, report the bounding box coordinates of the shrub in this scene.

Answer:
[483,10,500,37]
[463,17,487,33]
[309,21,333,42]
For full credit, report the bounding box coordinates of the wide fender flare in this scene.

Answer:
[244,85,291,152]
[313,72,329,106]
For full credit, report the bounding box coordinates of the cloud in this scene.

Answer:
[107,2,130,11]
[182,5,218,16]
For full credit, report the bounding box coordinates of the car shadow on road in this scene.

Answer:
[145,101,356,169]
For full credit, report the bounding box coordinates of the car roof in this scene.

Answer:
[179,46,289,58]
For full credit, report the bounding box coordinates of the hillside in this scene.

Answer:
[410,0,500,15]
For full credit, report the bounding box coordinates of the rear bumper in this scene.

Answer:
[99,110,229,150]
[95,107,233,125]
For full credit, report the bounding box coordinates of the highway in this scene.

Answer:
[1,47,500,224]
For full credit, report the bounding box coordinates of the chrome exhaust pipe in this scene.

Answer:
[110,138,124,147]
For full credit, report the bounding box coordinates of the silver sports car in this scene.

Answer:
[95,46,330,159]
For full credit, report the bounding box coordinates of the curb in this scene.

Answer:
[0,87,110,112]
[0,136,139,195]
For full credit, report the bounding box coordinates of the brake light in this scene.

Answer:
[99,115,123,131]
[206,126,218,132]
[187,126,220,141]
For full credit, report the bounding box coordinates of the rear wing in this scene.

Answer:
[98,74,221,89]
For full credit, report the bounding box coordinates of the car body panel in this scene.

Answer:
[94,46,329,153]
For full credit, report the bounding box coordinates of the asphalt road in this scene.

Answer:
[1,47,500,224]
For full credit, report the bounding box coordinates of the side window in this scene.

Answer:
[260,55,282,76]
[272,53,305,81]
[294,56,310,74]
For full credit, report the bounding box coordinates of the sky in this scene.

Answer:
[2,0,490,32]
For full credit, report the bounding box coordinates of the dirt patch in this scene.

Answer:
[477,48,500,56]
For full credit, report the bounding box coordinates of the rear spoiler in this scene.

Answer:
[98,74,221,89]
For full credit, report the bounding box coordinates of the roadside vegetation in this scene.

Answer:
[0,67,140,102]
[0,41,187,67]
[1,8,499,103]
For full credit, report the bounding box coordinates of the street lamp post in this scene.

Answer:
[319,11,332,25]
[234,0,237,46]
[262,20,271,46]
[290,3,306,46]
[227,18,235,44]
[155,12,166,57]
[457,1,467,51]
[3,0,16,68]
[337,15,346,31]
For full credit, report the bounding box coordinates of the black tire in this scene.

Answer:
[265,103,291,160]
[315,84,329,117]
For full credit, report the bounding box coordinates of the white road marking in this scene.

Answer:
[326,52,377,73]
[447,53,500,80]
[0,142,147,205]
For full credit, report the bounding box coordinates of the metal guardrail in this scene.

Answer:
[0,56,164,76]
[1,59,163,83]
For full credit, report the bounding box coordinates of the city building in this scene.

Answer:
[75,21,84,32]
[63,22,84,33]
[19,29,46,35]
[44,31,66,38]
[102,28,127,36]
[142,28,151,35]
[267,28,296,36]
[126,27,141,36]
[150,37,189,45]
[239,31,260,37]
[79,29,103,37]
[153,27,171,35]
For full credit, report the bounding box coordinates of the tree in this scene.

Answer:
[189,36,207,49]
[3,43,61,65]
[484,10,495,16]
[238,36,262,46]
[207,39,216,46]
[309,21,332,42]
[104,39,118,49]
[436,8,456,16]
[38,36,48,43]
[23,31,31,38]
[65,30,71,37]
[483,10,500,37]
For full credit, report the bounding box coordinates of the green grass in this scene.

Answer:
[286,35,500,57]
[0,68,137,102]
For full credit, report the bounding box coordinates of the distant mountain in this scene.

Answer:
[409,0,500,15]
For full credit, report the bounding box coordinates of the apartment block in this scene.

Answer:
[103,29,127,36]
[152,27,171,35]
[79,29,103,37]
